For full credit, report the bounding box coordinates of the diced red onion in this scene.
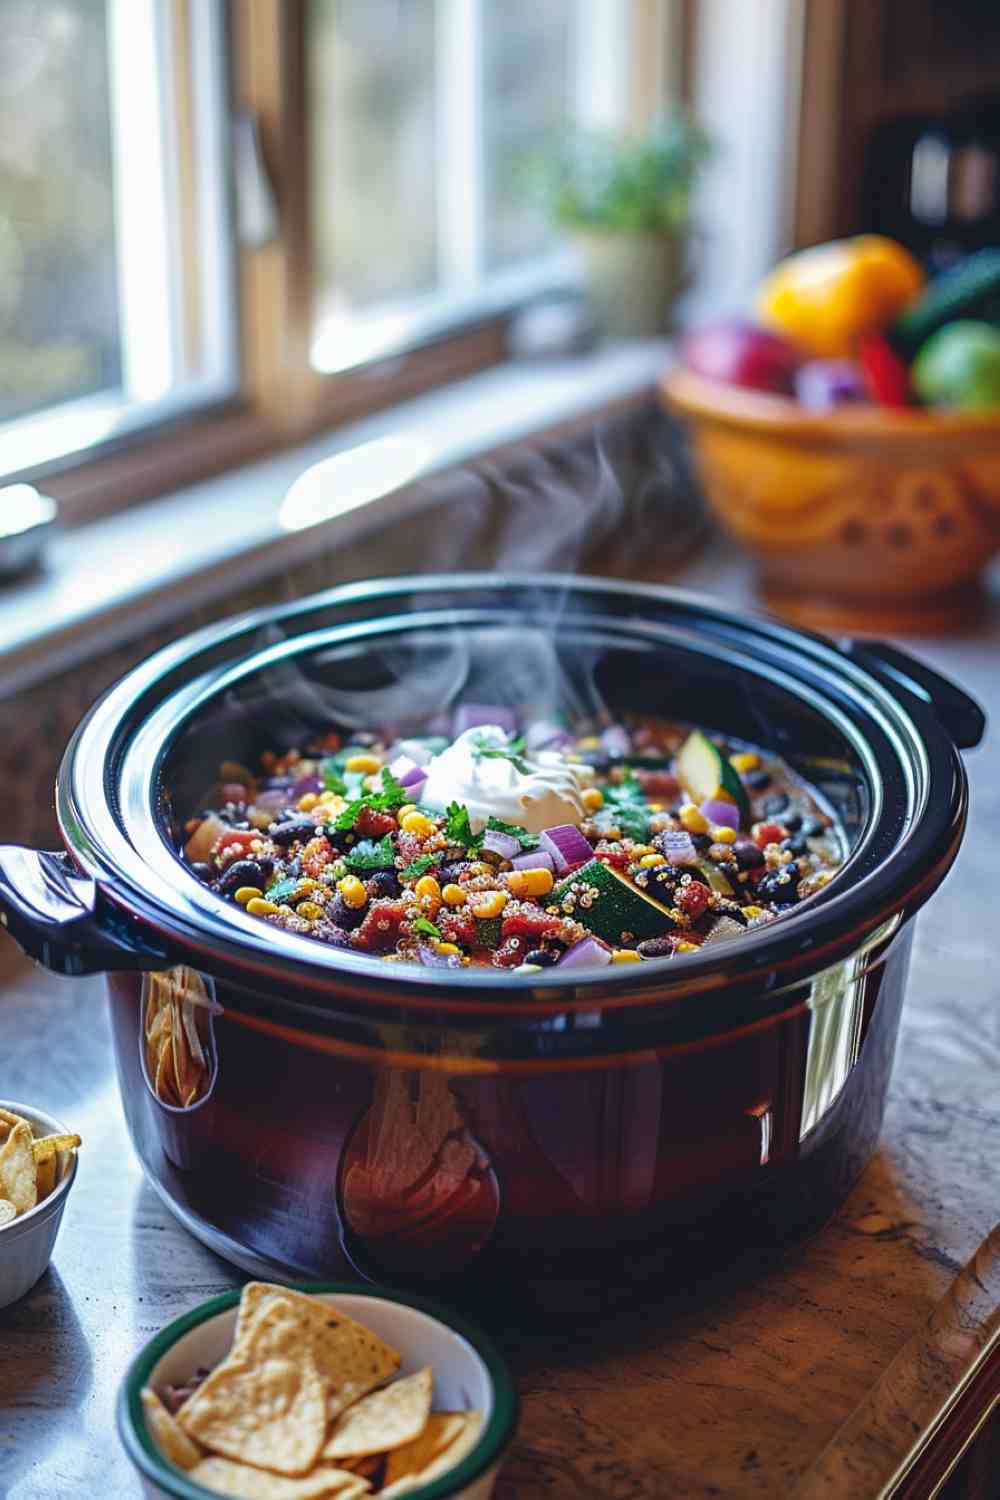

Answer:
[417,943,462,968]
[452,704,518,737]
[557,936,612,968]
[525,719,571,752]
[659,830,698,865]
[601,724,632,759]
[511,847,554,873]
[540,825,594,875]
[483,828,521,860]
[292,773,322,797]
[391,738,435,767]
[389,755,429,788]
[700,798,740,831]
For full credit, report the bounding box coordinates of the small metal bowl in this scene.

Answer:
[0,1099,79,1309]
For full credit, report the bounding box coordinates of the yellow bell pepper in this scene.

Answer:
[758,236,925,359]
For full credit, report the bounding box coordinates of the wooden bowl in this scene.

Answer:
[662,368,1000,633]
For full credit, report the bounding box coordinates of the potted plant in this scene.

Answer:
[530,116,712,337]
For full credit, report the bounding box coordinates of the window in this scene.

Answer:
[0,0,236,480]
[308,0,630,373]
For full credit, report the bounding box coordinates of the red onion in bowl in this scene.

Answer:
[291,773,323,798]
[659,830,698,865]
[511,848,554,873]
[540,825,594,874]
[389,755,430,788]
[557,935,613,967]
[483,828,521,861]
[699,799,740,831]
[601,725,632,759]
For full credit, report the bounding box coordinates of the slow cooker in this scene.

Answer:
[0,576,984,1304]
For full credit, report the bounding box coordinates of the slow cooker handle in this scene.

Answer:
[0,847,174,977]
[842,639,986,751]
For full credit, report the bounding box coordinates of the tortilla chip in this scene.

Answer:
[236,1284,401,1420]
[323,1367,432,1461]
[178,1295,328,1475]
[31,1133,81,1161]
[189,1456,369,1499]
[34,1154,56,1202]
[155,1032,180,1106]
[0,1199,17,1227]
[141,1387,204,1471]
[0,1121,36,1215]
[381,1412,483,1497]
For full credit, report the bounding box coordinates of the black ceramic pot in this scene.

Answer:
[0,576,984,1304]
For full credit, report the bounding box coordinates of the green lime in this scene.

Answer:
[912,320,1000,409]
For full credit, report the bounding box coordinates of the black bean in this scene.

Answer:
[733,838,764,870]
[440,861,469,884]
[745,769,771,790]
[762,793,790,817]
[523,948,559,967]
[636,937,674,957]
[689,832,712,852]
[783,811,803,832]
[325,894,367,930]
[315,923,353,948]
[782,835,808,856]
[646,867,682,904]
[269,815,321,847]
[756,869,800,905]
[217,857,273,895]
[189,862,213,882]
[367,869,401,900]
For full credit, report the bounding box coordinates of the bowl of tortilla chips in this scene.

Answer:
[0,1100,81,1308]
[118,1280,517,1500]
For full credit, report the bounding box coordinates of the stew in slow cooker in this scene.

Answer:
[180,712,845,973]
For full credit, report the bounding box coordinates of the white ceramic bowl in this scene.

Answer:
[0,1099,78,1310]
[118,1283,518,1500]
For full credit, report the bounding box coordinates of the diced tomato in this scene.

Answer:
[595,843,632,871]
[212,828,261,866]
[859,333,910,407]
[396,832,426,867]
[438,910,477,948]
[493,936,528,967]
[352,899,409,954]
[501,904,578,947]
[302,835,334,877]
[677,881,710,919]
[753,821,787,850]
[355,806,398,838]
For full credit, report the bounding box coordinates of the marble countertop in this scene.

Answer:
[1,541,997,1499]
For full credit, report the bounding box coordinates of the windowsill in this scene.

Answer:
[0,339,670,699]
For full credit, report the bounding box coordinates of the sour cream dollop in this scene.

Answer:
[420,725,590,834]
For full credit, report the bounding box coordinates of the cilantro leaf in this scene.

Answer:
[401,854,437,879]
[332,798,367,831]
[265,876,299,903]
[598,770,651,840]
[411,915,441,939]
[345,836,396,871]
[485,815,539,849]
[444,801,478,848]
[368,767,408,812]
[320,758,347,795]
[472,734,531,775]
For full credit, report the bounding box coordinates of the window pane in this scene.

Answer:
[0,0,120,423]
[0,0,236,480]
[310,0,440,317]
[482,0,575,273]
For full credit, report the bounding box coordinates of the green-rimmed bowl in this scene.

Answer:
[117,1282,518,1500]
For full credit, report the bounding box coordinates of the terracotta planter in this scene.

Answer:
[573,228,683,336]
[663,368,1000,634]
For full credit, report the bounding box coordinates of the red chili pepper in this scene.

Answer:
[677,881,710,919]
[858,333,910,406]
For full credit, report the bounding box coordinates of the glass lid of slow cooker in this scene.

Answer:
[82,575,936,991]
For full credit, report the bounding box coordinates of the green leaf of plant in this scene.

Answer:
[411,915,442,940]
[345,836,396,871]
[400,854,438,879]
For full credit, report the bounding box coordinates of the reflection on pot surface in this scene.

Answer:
[141,967,218,1111]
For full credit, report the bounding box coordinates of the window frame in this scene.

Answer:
[11,0,684,528]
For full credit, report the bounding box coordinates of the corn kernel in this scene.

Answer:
[612,949,642,963]
[345,753,381,775]
[577,735,602,751]
[465,861,493,877]
[432,940,461,956]
[679,803,710,834]
[731,751,760,774]
[297,901,323,921]
[246,897,278,917]
[297,792,319,812]
[506,867,554,898]
[743,905,766,919]
[471,889,508,920]
[630,844,653,857]
[234,886,262,905]
[639,853,666,867]
[293,878,320,895]
[337,874,368,908]
[397,803,419,822]
[400,811,434,838]
[582,787,604,813]
[414,875,442,914]
[675,940,699,953]
[442,883,467,907]
[711,825,738,844]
